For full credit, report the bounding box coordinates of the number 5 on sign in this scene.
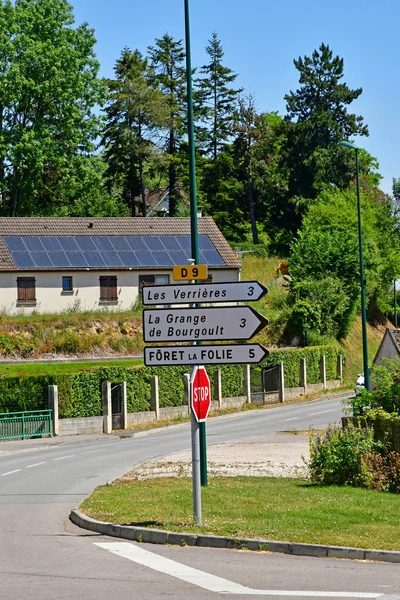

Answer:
[173,265,208,281]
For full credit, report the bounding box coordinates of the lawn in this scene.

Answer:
[80,475,400,550]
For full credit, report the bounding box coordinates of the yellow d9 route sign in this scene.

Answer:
[173,264,208,281]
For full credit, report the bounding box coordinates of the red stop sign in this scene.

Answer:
[190,366,211,422]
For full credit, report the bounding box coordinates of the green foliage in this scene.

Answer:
[309,424,378,487]
[347,359,400,417]
[288,187,399,340]
[0,363,245,418]
[253,345,342,389]
[288,277,350,339]
[0,0,104,216]
[102,48,167,216]
[196,32,241,159]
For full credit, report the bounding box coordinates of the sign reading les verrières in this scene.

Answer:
[142,306,268,343]
[144,343,269,366]
[142,280,268,305]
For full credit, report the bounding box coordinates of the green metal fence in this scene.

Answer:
[0,410,53,440]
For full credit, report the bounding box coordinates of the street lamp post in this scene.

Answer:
[339,140,370,391]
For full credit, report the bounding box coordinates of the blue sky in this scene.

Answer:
[71,0,398,195]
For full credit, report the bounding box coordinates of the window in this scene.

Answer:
[99,275,118,302]
[17,277,36,304]
[139,274,170,289]
[62,276,73,292]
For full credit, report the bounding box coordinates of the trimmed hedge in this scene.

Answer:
[0,363,245,419]
[0,346,343,418]
[251,345,344,390]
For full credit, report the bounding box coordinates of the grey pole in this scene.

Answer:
[191,399,202,524]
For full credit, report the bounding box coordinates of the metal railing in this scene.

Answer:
[0,410,53,440]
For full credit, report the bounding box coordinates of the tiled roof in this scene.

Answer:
[0,217,241,271]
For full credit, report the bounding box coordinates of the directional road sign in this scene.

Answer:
[144,343,269,366]
[142,280,268,306]
[191,366,211,422]
[173,264,208,281]
[142,306,268,343]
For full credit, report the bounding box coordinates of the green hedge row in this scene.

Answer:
[0,363,244,418]
[251,345,344,390]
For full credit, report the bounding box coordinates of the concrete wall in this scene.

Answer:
[58,416,103,436]
[0,268,239,315]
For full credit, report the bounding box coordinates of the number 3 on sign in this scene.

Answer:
[173,265,208,281]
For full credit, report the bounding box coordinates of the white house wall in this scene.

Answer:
[0,268,240,315]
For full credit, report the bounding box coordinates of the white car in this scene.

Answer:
[355,373,365,396]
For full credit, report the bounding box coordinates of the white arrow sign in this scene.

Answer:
[144,343,269,366]
[142,280,268,306]
[142,306,268,342]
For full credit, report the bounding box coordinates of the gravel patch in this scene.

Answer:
[123,433,311,480]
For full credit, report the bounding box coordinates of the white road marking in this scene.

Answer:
[308,409,335,416]
[26,462,46,468]
[95,542,383,598]
[2,469,21,476]
[282,417,299,422]
[52,455,75,461]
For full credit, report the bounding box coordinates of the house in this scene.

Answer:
[373,328,400,366]
[0,217,241,315]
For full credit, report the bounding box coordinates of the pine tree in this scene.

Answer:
[148,34,187,217]
[197,32,242,160]
[281,43,369,235]
[101,48,166,216]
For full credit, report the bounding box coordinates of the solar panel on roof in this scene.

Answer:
[168,250,189,265]
[142,236,164,251]
[117,252,141,267]
[92,236,114,252]
[31,253,53,268]
[84,252,106,267]
[65,252,88,267]
[48,252,71,268]
[125,236,148,251]
[153,252,174,266]
[22,237,45,252]
[4,237,27,252]
[39,237,62,252]
[176,236,192,251]
[58,237,79,252]
[198,235,214,251]
[110,237,131,252]
[75,237,97,251]
[101,251,123,267]
[13,252,35,268]
[135,251,158,266]
[158,236,181,251]
[201,249,225,266]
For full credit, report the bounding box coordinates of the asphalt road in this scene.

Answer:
[1,396,399,600]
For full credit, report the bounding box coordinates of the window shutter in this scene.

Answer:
[99,276,107,301]
[109,276,117,301]
[17,278,26,302]
[26,278,36,301]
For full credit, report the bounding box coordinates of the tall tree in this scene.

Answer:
[148,34,186,217]
[232,94,259,243]
[0,0,103,216]
[281,43,369,234]
[197,33,241,159]
[102,48,166,216]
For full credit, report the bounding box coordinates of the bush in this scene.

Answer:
[309,424,378,487]
[346,359,400,416]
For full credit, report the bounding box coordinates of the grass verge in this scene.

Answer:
[0,358,143,378]
[80,476,400,550]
